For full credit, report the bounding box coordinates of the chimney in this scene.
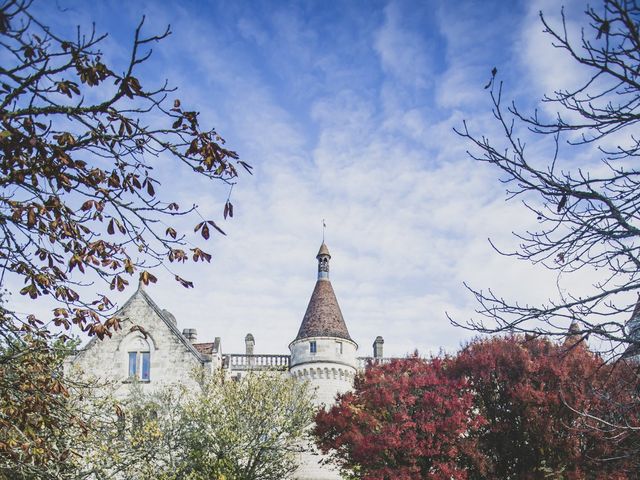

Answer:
[182,328,197,343]
[373,336,384,358]
[245,333,255,356]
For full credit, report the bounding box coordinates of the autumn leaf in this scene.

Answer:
[175,275,194,288]
[139,270,157,286]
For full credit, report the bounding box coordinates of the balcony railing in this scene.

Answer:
[224,354,291,371]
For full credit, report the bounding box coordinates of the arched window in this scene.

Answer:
[121,334,152,381]
[128,350,150,380]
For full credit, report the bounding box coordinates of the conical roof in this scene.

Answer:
[317,242,330,257]
[295,279,352,342]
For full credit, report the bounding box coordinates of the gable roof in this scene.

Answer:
[76,285,204,362]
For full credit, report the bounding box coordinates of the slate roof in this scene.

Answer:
[193,342,217,355]
[295,279,352,342]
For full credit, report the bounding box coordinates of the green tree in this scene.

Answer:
[72,383,187,480]
[72,371,315,480]
[176,371,314,480]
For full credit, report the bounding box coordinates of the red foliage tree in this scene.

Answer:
[315,338,640,479]
[449,336,640,479]
[314,357,485,480]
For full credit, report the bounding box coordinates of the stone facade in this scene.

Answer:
[69,243,391,479]
[69,287,207,397]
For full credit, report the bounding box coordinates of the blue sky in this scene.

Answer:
[18,0,609,356]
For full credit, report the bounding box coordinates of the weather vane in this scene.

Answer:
[322,219,326,242]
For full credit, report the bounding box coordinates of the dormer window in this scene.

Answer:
[310,341,317,353]
[128,351,150,381]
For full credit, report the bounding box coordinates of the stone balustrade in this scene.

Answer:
[224,353,291,371]
[356,356,395,370]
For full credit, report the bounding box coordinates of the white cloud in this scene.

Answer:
[10,0,626,359]
[373,2,433,89]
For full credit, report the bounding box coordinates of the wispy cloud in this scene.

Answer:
[10,0,612,357]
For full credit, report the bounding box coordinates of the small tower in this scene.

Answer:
[563,320,583,349]
[623,294,640,359]
[373,335,384,358]
[245,333,255,356]
[289,242,358,480]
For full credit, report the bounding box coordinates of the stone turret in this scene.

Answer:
[623,294,640,359]
[289,242,358,480]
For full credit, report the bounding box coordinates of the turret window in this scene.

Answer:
[310,341,317,353]
[336,341,343,354]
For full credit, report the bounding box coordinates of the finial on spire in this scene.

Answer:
[322,219,326,243]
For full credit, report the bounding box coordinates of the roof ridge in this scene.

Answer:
[137,288,204,361]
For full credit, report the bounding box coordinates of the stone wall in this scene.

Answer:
[289,337,358,480]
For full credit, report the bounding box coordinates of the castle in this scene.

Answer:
[70,242,390,480]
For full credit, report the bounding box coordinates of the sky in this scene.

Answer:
[14,0,613,357]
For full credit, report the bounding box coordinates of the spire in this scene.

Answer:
[317,242,331,280]
[564,320,584,348]
[568,320,580,336]
[622,294,640,359]
[629,293,640,337]
[295,243,352,342]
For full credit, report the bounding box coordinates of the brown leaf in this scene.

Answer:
[207,220,226,236]
[175,275,194,288]
[27,208,36,227]
[139,270,157,286]
[165,227,177,239]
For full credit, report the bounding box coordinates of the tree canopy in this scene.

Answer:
[0,1,249,476]
[450,335,639,479]
[1,0,249,337]
[315,336,640,480]
[314,356,484,480]
[71,371,314,480]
